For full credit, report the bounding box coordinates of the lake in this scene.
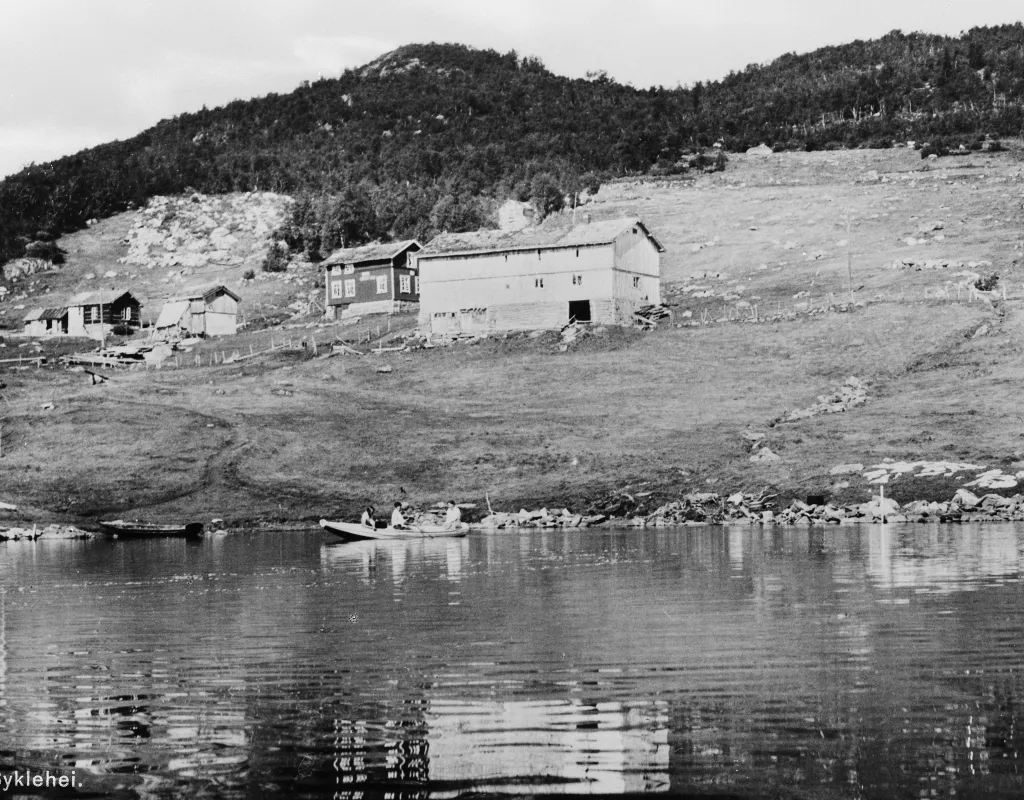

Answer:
[1,524,1022,798]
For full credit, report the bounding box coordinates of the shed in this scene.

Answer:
[23,307,68,336]
[322,239,421,318]
[65,290,142,339]
[156,285,240,337]
[413,217,664,335]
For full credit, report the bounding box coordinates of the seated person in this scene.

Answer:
[360,506,377,529]
[443,500,462,530]
[391,502,408,529]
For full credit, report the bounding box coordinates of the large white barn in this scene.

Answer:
[414,217,664,336]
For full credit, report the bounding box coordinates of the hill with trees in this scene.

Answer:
[2,25,1023,268]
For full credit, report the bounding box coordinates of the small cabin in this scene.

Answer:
[156,285,240,337]
[66,291,143,339]
[23,307,68,336]
[322,239,421,318]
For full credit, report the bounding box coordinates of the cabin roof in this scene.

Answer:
[67,290,142,307]
[322,239,422,266]
[23,307,67,322]
[418,217,664,258]
[173,284,241,303]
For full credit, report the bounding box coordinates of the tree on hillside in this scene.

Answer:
[529,172,564,219]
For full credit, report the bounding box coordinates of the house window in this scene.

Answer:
[572,275,583,286]
[535,277,544,288]
[122,307,132,321]
[633,276,640,288]
[344,279,356,298]
[400,274,411,293]
[376,275,388,294]
[331,264,341,275]
[344,264,355,274]
[331,281,344,299]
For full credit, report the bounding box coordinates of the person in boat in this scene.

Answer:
[443,500,462,530]
[360,506,377,529]
[391,502,408,529]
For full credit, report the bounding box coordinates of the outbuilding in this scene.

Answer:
[23,307,68,336]
[322,239,421,318]
[155,285,241,337]
[414,217,664,336]
[65,291,143,338]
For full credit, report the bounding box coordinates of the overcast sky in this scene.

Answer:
[1,0,1020,179]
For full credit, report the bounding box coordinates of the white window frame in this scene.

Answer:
[344,279,356,298]
[400,274,411,294]
[344,264,355,274]
[376,275,388,294]
[122,307,132,321]
[331,281,344,299]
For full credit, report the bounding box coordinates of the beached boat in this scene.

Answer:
[319,519,469,542]
[98,520,205,538]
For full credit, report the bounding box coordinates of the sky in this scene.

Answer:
[0,0,1021,179]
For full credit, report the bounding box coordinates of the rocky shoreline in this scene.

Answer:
[471,486,1024,529]
[0,524,94,541]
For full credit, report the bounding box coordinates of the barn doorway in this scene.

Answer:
[568,300,592,323]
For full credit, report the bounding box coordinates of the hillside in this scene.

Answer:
[2,146,1023,527]
[3,27,1024,270]
[0,191,322,334]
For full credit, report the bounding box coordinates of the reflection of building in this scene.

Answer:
[867,527,1021,592]
[425,698,670,794]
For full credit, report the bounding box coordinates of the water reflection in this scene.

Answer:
[424,698,668,794]
[0,526,1022,798]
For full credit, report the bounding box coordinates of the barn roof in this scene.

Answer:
[174,284,241,303]
[67,290,142,307]
[322,239,421,266]
[418,217,664,258]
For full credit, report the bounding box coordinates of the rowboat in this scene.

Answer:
[319,519,469,541]
[98,520,205,538]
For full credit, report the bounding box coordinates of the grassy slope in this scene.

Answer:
[2,146,1023,527]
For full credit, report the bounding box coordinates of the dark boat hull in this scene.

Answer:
[99,520,204,537]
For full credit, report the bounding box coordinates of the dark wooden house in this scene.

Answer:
[66,290,143,338]
[322,240,421,318]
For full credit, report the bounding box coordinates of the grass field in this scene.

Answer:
[2,146,1023,528]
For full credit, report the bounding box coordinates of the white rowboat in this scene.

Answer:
[319,519,469,541]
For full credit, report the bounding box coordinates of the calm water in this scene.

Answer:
[1,525,1022,799]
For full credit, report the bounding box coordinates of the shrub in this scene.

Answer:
[975,274,999,292]
[262,240,288,272]
[24,240,65,264]
[242,268,255,280]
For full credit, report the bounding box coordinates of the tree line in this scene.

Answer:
[2,26,1023,268]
